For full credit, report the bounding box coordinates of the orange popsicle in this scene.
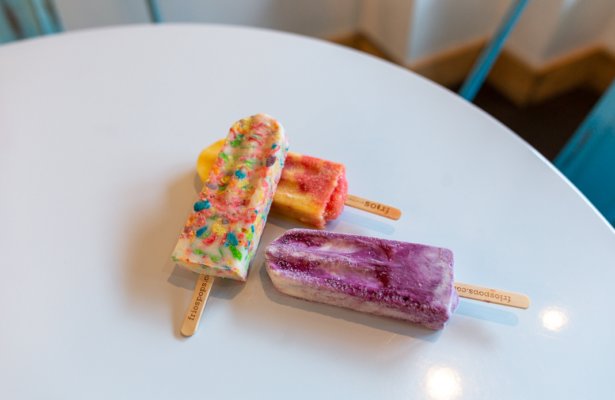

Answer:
[198,140,401,228]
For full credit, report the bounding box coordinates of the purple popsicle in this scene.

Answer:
[265,229,459,329]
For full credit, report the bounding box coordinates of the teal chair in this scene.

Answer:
[0,0,62,43]
[459,0,529,101]
[555,80,615,225]
[146,0,162,23]
[0,2,16,43]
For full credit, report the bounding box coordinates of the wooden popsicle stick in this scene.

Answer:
[454,282,530,309]
[180,274,215,337]
[345,194,402,220]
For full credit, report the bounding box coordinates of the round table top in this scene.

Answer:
[1,24,613,400]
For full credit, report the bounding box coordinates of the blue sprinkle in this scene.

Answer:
[196,226,207,237]
[194,200,211,211]
[271,143,278,149]
[251,225,255,232]
[226,232,239,246]
[235,169,246,179]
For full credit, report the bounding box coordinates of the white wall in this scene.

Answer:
[55,0,149,30]
[600,8,615,54]
[158,0,360,39]
[56,0,360,40]
[408,0,508,62]
[505,0,615,66]
[53,0,615,68]
[543,0,615,60]
[505,0,565,67]
[407,0,615,67]
[358,0,413,63]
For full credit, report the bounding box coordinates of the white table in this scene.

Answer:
[1,24,613,400]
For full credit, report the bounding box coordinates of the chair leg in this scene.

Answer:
[30,0,59,34]
[459,0,529,102]
[0,2,18,43]
[146,0,163,23]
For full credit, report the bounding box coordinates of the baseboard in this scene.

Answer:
[489,46,615,106]
[329,33,614,105]
[326,32,359,49]
[408,38,486,88]
[587,50,615,92]
[329,32,394,62]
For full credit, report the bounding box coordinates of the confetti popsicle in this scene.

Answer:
[172,114,288,336]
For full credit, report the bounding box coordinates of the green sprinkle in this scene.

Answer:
[210,254,220,263]
[193,248,205,255]
[230,134,244,148]
[220,152,229,162]
[229,245,242,261]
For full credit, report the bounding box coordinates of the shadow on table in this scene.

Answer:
[267,207,397,236]
[123,170,246,340]
[331,207,397,236]
[455,300,519,326]
[258,263,443,342]
[122,171,191,339]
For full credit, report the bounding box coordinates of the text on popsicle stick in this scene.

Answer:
[345,194,402,220]
[455,282,530,309]
[181,274,215,337]
[188,276,212,321]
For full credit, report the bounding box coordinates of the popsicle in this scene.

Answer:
[197,140,400,228]
[172,114,287,281]
[173,114,287,337]
[265,229,530,329]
